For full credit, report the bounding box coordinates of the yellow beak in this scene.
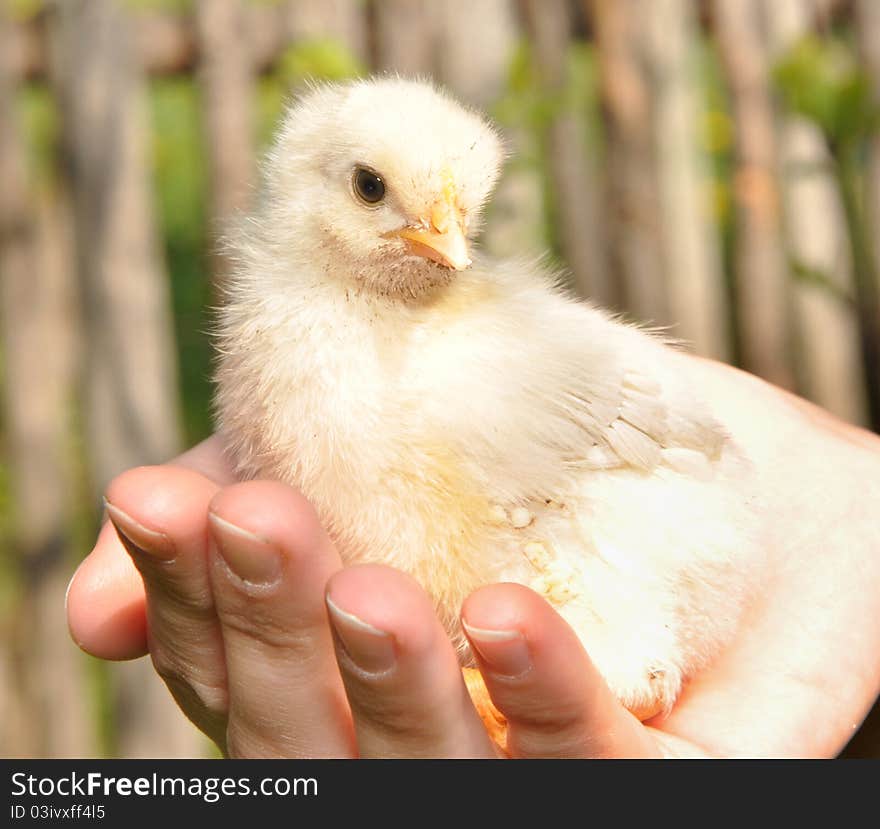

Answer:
[392,199,471,271]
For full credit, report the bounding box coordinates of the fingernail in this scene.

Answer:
[208,513,282,587]
[105,499,175,561]
[325,595,396,675]
[462,620,532,679]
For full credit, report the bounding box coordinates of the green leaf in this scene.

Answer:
[789,258,854,305]
[774,34,880,145]
[277,38,365,89]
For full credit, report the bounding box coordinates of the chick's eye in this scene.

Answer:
[353,167,385,205]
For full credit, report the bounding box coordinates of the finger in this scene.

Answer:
[461,584,661,758]
[67,435,235,660]
[326,565,497,759]
[170,435,237,484]
[66,518,149,660]
[207,481,354,759]
[104,466,228,746]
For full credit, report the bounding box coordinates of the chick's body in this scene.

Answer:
[215,79,762,719]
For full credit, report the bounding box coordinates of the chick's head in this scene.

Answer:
[260,78,504,298]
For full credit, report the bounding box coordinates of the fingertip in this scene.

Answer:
[208,480,332,566]
[460,582,542,636]
[324,565,495,758]
[461,584,659,758]
[66,522,148,660]
[325,565,438,656]
[106,463,207,511]
[105,465,220,545]
[170,434,237,484]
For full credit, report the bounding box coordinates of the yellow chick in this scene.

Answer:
[214,78,761,720]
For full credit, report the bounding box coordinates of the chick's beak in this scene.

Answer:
[392,199,471,271]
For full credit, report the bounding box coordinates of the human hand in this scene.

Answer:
[66,449,655,758]
[66,359,880,757]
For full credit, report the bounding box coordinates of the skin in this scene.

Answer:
[66,358,880,758]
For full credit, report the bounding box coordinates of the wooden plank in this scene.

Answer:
[195,0,255,287]
[10,5,287,81]
[712,0,795,388]
[587,0,669,326]
[47,0,202,759]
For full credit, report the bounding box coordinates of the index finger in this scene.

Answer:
[66,436,236,660]
[169,435,238,485]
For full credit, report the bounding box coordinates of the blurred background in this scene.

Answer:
[1,0,879,758]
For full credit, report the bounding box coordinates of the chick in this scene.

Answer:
[214,77,761,721]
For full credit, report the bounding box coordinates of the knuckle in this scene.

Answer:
[168,674,230,722]
[348,682,440,740]
[147,571,215,618]
[151,649,228,718]
[149,645,182,685]
[495,685,587,734]
[224,725,281,760]
[217,603,320,657]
